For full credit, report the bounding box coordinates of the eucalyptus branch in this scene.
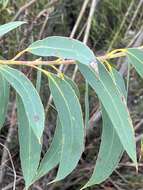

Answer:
[0,59,75,66]
[0,20,142,190]
[0,50,130,67]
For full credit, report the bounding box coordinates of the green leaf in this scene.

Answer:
[0,21,26,37]
[48,74,84,181]
[33,118,62,182]
[82,107,124,189]
[0,73,9,129]
[81,69,126,189]
[127,48,143,77]
[64,76,80,98]
[27,36,95,65]
[78,62,137,164]
[32,77,80,184]
[112,68,127,99]
[17,95,42,189]
[0,65,45,141]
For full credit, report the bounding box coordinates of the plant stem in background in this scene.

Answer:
[108,0,135,52]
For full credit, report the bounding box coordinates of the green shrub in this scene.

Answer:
[0,21,142,189]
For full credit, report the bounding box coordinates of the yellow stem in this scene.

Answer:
[6,44,142,67]
[0,51,127,67]
[0,59,75,66]
[11,49,28,60]
[99,51,127,61]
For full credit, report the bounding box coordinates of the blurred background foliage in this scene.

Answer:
[0,0,143,189]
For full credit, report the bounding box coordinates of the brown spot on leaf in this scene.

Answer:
[121,96,124,102]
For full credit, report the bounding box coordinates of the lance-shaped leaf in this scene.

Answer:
[78,62,137,165]
[0,73,9,129]
[32,77,80,184]
[0,65,45,141]
[33,118,62,183]
[0,21,26,37]
[27,36,95,65]
[127,48,143,77]
[17,95,42,189]
[48,74,84,181]
[81,69,126,189]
